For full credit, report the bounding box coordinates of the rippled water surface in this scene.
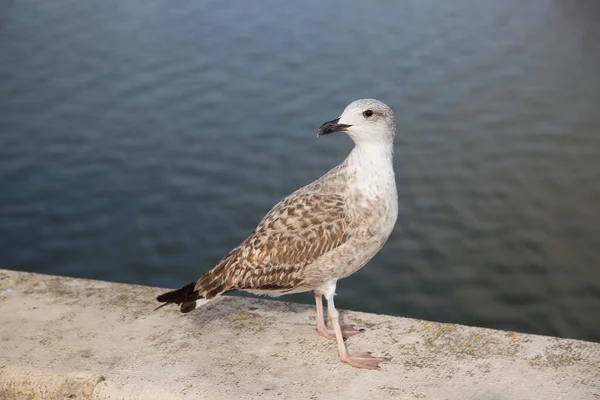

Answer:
[1,0,599,341]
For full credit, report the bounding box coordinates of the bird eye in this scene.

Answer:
[363,110,373,118]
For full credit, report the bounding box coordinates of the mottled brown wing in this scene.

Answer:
[195,192,351,297]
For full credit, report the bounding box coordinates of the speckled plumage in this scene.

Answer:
[157,99,398,369]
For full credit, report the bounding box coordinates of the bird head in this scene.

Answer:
[317,99,395,145]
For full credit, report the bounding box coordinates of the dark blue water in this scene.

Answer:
[1,0,599,342]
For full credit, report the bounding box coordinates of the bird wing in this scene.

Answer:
[195,192,352,297]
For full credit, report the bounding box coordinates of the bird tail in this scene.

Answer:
[156,248,240,313]
[155,282,204,314]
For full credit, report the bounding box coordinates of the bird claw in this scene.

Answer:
[340,352,389,370]
[317,325,365,340]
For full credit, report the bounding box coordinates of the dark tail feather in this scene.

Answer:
[155,282,203,313]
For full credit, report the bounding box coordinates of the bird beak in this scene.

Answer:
[317,118,352,137]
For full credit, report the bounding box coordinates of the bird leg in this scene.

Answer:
[314,291,364,340]
[324,290,389,370]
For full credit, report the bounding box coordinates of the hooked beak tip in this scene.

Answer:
[317,118,351,137]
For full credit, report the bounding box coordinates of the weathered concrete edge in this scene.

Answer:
[1,269,599,400]
[0,367,105,400]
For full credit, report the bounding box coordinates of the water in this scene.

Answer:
[1,0,599,342]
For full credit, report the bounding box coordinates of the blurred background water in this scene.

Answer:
[1,0,599,342]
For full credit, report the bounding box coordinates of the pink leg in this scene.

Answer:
[324,289,388,370]
[314,291,364,340]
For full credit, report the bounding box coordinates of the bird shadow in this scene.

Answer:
[168,294,366,341]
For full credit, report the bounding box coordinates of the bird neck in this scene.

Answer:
[347,142,394,170]
[344,142,395,193]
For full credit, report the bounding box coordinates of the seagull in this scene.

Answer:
[156,99,398,369]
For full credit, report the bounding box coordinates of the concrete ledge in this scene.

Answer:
[0,269,599,400]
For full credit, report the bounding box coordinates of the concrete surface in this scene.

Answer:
[0,269,598,400]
